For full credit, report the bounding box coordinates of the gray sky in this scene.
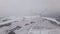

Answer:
[0,0,60,16]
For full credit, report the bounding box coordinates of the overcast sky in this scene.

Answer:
[0,0,60,16]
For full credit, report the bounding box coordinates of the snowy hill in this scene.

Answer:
[0,16,60,34]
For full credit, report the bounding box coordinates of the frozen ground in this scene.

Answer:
[0,16,60,34]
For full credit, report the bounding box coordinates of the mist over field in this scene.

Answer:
[0,0,60,34]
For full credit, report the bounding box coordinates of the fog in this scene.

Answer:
[0,0,60,16]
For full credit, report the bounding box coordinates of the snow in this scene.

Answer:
[0,16,60,34]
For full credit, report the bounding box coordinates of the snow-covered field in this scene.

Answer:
[0,16,60,34]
